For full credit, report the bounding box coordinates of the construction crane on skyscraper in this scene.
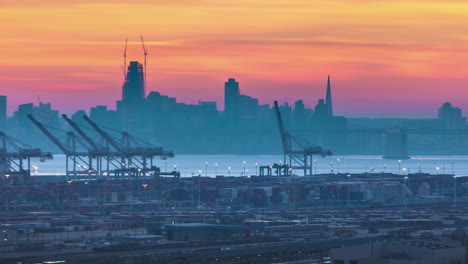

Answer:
[140,34,148,91]
[122,38,128,80]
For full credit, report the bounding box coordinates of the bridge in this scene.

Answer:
[288,127,468,159]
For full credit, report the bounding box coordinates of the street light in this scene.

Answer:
[255,163,258,176]
[184,168,187,177]
[243,161,246,175]
[205,162,208,177]
[214,163,218,176]
[313,159,317,175]
[142,184,148,200]
[418,159,422,173]
[436,166,440,175]
[197,170,202,206]
[336,159,340,174]
[404,176,408,210]
[56,173,60,204]
[67,180,73,201]
[4,174,10,212]
[453,176,458,207]
[228,167,231,177]
[347,174,351,208]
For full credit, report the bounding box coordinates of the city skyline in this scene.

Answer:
[0,72,464,119]
[2,1,468,117]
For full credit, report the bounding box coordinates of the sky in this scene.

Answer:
[1,0,468,117]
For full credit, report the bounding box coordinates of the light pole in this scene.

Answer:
[418,159,422,173]
[255,163,258,176]
[197,170,202,206]
[313,159,317,175]
[85,181,91,200]
[404,176,408,210]
[398,160,401,175]
[184,168,187,177]
[347,174,351,208]
[5,174,10,212]
[243,161,246,176]
[205,162,208,177]
[142,184,148,200]
[173,164,177,171]
[4,174,10,184]
[214,163,218,176]
[436,166,440,175]
[228,167,231,177]
[67,180,73,201]
[56,173,60,204]
[336,159,340,174]
[453,176,458,207]
[330,161,333,174]
[442,164,446,195]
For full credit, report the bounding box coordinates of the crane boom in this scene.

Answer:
[62,114,99,149]
[28,114,69,154]
[274,101,289,155]
[82,115,122,152]
[123,38,128,80]
[140,34,148,93]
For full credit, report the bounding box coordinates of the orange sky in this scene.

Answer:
[1,0,468,117]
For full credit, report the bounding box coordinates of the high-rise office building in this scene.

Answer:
[224,78,240,123]
[0,96,6,131]
[122,61,145,102]
[293,100,306,129]
[325,75,333,117]
[438,102,466,128]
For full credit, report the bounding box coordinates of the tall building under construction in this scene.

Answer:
[122,61,145,103]
[117,61,146,129]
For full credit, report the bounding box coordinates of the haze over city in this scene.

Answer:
[4,1,468,264]
[2,0,468,117]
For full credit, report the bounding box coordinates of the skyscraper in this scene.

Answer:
[325,75,333,117]
[224,78,240,123]
[438,102,466,128]
[122,61,145,102]
[0,96,6,131]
